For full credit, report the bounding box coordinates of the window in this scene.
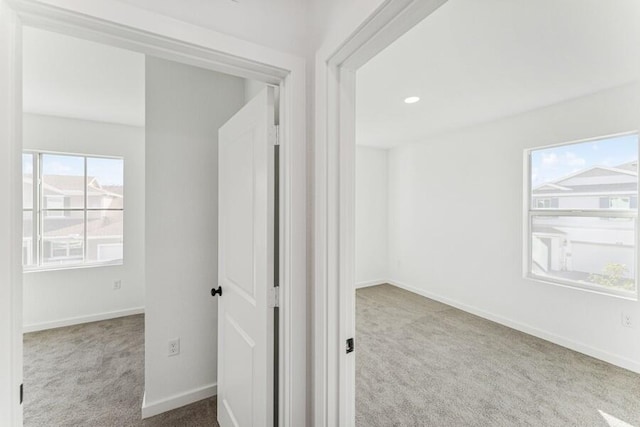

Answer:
[44,195,65,217]
[23,151,124,270]
[533,198,558,209]
[609,197,635,210]
[527,133,638,298]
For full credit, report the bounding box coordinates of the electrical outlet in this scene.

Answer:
[622,312,634,329]
[168,338,180,356]
[113,280,122,290]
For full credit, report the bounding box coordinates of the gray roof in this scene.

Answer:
[533,164,637,196]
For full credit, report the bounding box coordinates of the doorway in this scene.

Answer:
[20,26,277,426]
[318,0,640,424]
[4,3,306,424]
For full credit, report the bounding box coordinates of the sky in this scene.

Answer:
[531,134,638,187]
[23,153,124,186]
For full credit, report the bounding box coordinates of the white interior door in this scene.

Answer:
[216,87,276,427]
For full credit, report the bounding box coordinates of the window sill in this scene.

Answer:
[525,273,638,301]
[23,261,123,274]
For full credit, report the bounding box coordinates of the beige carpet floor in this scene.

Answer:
[23,314,217,426]
[24,287,640,426]
[356,284,640,427]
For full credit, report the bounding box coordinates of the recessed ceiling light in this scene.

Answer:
[404,96,420,104]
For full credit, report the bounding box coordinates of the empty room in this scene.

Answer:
[19,23,278,426]
[21,27,146,425]
[354,0,640,425]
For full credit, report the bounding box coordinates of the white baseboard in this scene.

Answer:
[23,307,145,333]
[141,383,217,419]
[387,279,640,374]
[356,279,388,289]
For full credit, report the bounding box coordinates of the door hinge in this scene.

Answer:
[20,383,23,404]
[270,125,279,146]
[346,337,354,354]
[268,287,279,308]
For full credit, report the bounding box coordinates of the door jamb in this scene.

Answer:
[314,0,448,425]
[4,1,306,426]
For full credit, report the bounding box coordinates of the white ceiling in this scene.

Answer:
[23,27,145,126]
[356,0,640,148]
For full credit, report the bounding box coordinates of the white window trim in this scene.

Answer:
[524,132,639,300]
[23,150,124,272]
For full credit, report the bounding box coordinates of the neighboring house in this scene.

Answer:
[23,174,124,267]
[531,161,637,284]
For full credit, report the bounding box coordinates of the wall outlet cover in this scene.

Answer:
[168,338,180,356]
[113,280,122,290]
[622,312,634,329]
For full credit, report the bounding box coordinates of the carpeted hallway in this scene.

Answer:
[356,284,640,427]
[23,315,217,426]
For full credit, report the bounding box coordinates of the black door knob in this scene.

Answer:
[211,286,223,297]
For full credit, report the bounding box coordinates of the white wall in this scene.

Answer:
[22,113,145,331]
[355,146,388,287]
[387,82,640,373]
[312,2,389,425]
[244,79,267,104]
[310,0,385,53]
[117,0,310,56]
[144,56,246,416]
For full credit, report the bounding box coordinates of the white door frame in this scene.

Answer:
[313,1,448,425]
[1,1,307,425]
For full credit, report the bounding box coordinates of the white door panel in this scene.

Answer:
[217,87,275,427]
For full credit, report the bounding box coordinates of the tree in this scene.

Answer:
[588,263,634,291]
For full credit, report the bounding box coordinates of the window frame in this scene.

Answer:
[525,132,639,300]
[23,150,124,272]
